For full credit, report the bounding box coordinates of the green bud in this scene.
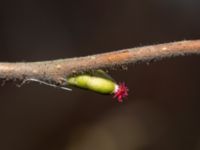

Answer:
[67,74,116,94]
[67,70,129,102]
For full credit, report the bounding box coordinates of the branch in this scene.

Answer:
[0,40,200,87]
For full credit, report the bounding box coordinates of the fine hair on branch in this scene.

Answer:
[0,40,200,88]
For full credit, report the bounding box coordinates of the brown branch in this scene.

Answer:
[0,40,200,87]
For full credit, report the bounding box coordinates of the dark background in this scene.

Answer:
[1,0,200,150]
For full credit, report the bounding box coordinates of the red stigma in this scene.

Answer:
[113,82,129,102]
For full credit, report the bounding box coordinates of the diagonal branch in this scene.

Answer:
[0,40,200,86]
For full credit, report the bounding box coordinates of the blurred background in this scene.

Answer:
[1,0,200,150]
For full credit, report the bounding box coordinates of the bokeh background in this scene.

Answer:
[1,0,200,150]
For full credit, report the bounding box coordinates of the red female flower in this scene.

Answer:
[113,82,129,102]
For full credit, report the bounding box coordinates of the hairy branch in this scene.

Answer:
[0,40,200,87]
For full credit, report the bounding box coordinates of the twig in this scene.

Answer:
[0,40,200,87]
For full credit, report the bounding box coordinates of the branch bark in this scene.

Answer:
[0,40,200,86]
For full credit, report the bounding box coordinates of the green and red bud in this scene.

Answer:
[67,70,128,102]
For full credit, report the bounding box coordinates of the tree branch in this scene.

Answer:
[0,40,200,87]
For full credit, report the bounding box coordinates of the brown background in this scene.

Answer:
[1,0,200,150]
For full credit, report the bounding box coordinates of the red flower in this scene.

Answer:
[113,82,129,102]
